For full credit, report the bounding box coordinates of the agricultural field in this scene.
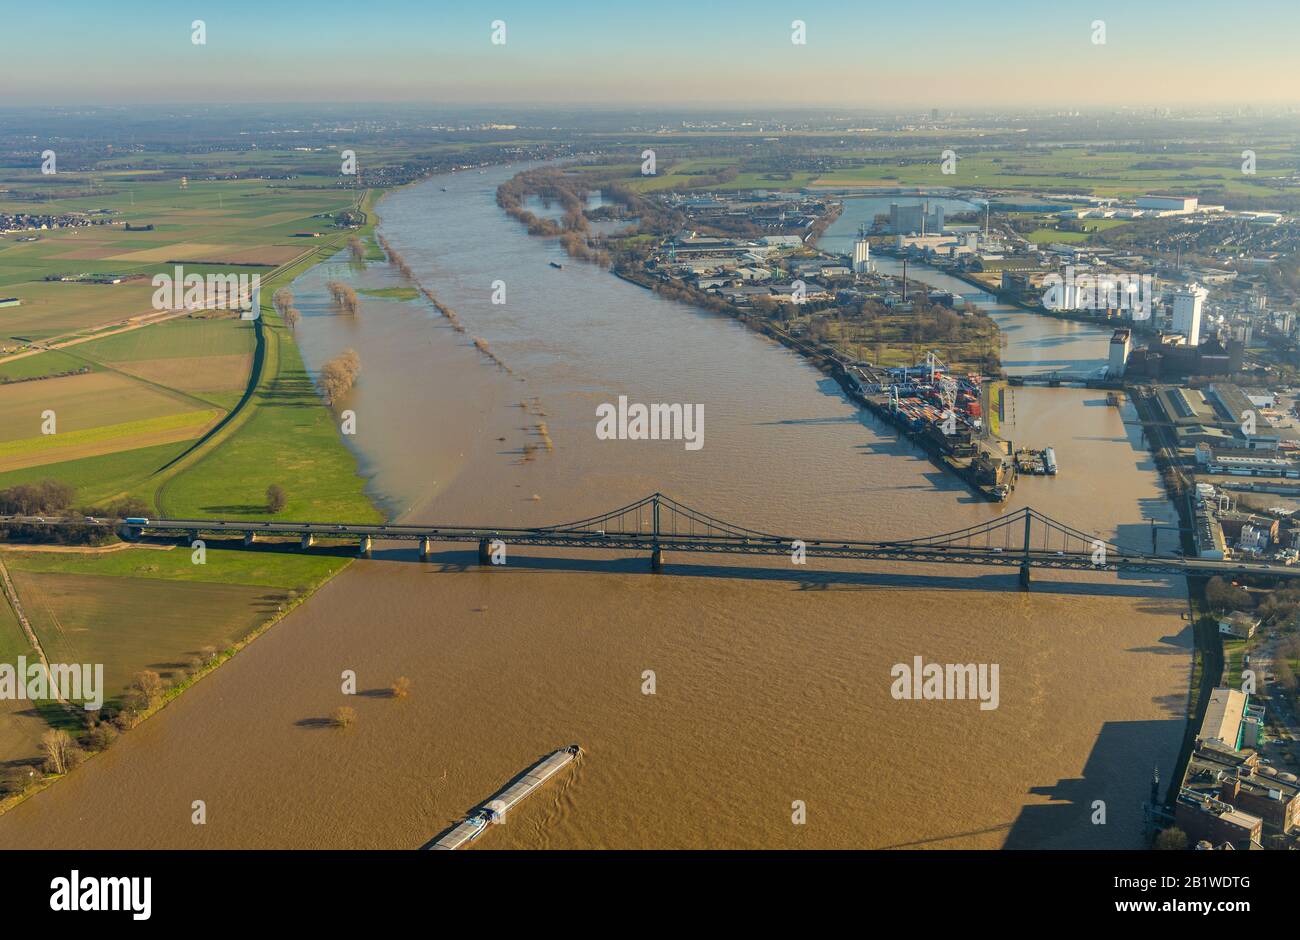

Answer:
[615,141,1299,206]
[0,168,362,499]
[0,155,381,779]
[7,551,344,708]
[0,583,45,773]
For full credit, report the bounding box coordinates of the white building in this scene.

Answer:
[1108,328,1130,377]
[760,235,803,248]
[1171,283,1207,346]
[1137,195,1199,213]
[1218,612,1259,639]
[1239,525,1269,554]
[852,232,871,274]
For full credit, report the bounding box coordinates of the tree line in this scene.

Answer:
[0,481,150,545]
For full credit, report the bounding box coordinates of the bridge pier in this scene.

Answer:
[650,546,665,573]
[1019,563,1031,591]
[243,531,256,547]
[419,536,434,560]
[358,534,372,557]
[477,538,492,565]
[301,533,315,550]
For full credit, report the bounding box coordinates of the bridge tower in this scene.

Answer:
[1019,510,1032,590]
[650,493,664,573]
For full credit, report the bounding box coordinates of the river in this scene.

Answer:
[0,173,1189,849]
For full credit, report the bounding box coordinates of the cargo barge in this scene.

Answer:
[1014,447,1058,476]
[430,744,581,850]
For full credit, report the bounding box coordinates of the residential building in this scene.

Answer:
[1218,611,1259,639]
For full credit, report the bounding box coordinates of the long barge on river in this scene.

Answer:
[430,744,582,850]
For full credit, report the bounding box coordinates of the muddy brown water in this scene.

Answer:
[0,169,1188,848]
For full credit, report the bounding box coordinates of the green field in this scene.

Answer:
[359,286,419,300]
[612,142,1299,205]
[0,156,382,779]
[10,567,294,705]
[76,316,256,361]
[0,349,95,383]
[0,442,187,507]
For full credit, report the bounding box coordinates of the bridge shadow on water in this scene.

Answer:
[347,545,1185,598]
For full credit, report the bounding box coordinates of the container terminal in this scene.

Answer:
[429,745,582,850]
[731,311,1054,502]
[840,353,1057,501]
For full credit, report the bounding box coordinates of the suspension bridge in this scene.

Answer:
[5,493,1294,587]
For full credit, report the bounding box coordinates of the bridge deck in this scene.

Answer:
[3,500,1295,579]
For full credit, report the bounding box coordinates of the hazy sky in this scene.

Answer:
[5,0,1299,108]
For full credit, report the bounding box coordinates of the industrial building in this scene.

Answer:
[1174,790,1263,850]
[1136,195,1200,213]
[1199,688,1252,750]
[888,201,944,236]
[852,228,870,274]
[1178,732,1299,849]
[1108,329,1130,378]
[1153,383,1286,453]
[1171,283,1207,346]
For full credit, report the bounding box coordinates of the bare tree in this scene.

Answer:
[266,484,287,514]
[348,236,366,263]
[326,280,360,315]
[40,729,80,775]
[331,706,357,729]
[283,305,301,330]
[391,676,410,699]
[318,349,361,406]
[272,288,294,317]
[131,669,164,708]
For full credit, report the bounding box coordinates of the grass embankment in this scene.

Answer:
[151,224,384,521]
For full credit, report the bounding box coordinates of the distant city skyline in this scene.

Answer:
[5,0,1300,108]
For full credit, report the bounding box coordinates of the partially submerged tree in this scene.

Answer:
[326,280,360,315]
[319,349,361,406]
